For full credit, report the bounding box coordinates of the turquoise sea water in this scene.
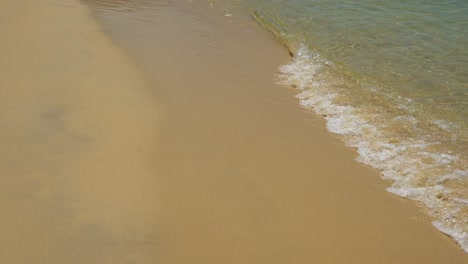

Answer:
[211,0,468,252]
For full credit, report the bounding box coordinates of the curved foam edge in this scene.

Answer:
[277,44,468,253]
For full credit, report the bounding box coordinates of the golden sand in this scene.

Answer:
[0,0,159,262]
[0,0,466,263]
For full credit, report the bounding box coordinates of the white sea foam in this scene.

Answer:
[433,119,455,132]
[278,44,468,253]
[453,198,468,205]
[433,221,468,253]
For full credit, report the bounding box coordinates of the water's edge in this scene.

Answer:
[251,10,468,253]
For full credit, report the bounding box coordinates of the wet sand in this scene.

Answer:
[1,0,467,263]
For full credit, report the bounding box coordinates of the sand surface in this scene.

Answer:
[1,0,467,263]
[0,0,159,262]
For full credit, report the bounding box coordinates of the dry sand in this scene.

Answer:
[0,0,159,262]
[1,0,467,263]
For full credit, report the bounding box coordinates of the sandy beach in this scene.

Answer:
[0,0,159,262]
[1,0,467,263]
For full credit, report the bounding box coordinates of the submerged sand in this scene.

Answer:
[1,0,467,263]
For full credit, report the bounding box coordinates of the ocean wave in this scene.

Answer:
[278,44,468,253]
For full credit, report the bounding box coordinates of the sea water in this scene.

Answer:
[210,0,468,252]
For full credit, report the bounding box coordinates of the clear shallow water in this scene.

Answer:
[211,0,468,252]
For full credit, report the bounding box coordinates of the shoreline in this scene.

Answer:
[85,0,468,263]
[0,0,466,262]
